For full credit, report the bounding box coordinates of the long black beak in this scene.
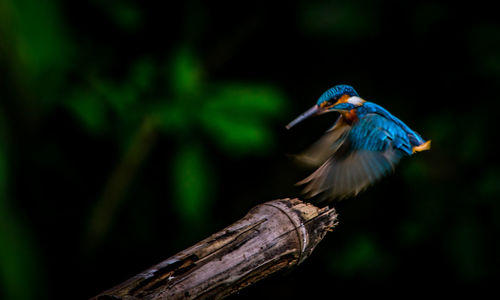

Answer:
[286,105,323,130]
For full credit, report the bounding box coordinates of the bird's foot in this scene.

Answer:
[412,140,431,153]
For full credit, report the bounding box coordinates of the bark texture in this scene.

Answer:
[91,198,337,300]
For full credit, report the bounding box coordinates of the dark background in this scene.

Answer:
[1,1,499,299]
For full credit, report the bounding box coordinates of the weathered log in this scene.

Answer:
[91,198,338,300]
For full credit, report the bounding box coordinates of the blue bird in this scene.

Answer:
[286,84,430,201]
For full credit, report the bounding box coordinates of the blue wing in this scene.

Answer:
[299,113,412,201]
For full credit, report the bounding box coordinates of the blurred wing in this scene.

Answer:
[293,116,351,167]
[299,113,410,201]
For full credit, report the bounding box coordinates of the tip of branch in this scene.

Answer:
[263,198,338,264]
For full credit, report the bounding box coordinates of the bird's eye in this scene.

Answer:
[320,95,341,108]
[327,97,339,104]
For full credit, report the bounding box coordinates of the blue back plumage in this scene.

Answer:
[316,84,359,106]
[349,113,412,155]
[357,102,426,148]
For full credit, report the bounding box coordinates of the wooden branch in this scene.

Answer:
[91,198,338,300]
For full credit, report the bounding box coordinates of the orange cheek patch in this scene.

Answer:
[336,94,350,105]
[342,109,358,123]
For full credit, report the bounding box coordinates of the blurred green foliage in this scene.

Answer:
[1,0,500,299]
[95,0,143,32]
[70,47,285,245]
[0,0,72,107]
[0,115,40,300]
[329,235,391,279]
[171,144,213,224]
[299,0,380,38]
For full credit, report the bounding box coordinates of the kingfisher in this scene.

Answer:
[286,84,430,202]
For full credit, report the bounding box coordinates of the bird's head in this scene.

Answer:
[286,84,365,129]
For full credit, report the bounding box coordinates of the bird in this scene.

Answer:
[286,84,430,202]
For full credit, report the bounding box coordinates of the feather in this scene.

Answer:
[298,113,409,202]
[293,116,351,167]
